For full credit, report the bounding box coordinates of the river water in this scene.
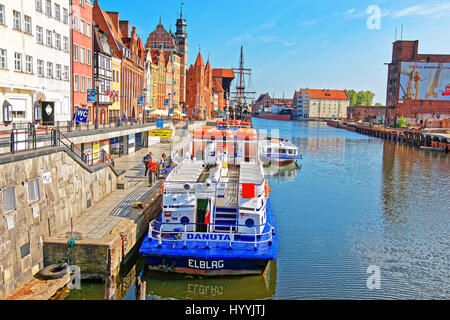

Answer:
[66,119,450,300]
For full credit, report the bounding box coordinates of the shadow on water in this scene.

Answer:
[141,261,277,300]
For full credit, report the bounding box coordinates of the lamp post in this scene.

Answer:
[142,87,148,124]
[95,78,101,129]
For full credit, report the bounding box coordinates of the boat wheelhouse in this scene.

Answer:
[139,128,278,276]
[259,137,302,166]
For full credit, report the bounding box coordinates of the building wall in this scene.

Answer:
[0,149,119,299]
[110,56,121,120]
[0,0,71,125]
[71,0,93,120]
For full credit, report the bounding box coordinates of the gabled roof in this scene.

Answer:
[301,88,349,100]
[205,60,211,71]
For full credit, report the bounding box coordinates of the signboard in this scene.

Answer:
[148,129,172,137]
[164,99,169,106]
[156,118,164,128]
[181,233,235,242]
[137,96,144,106]
[75,107,89,123]
[128,134,135,154]
[399,62,450,101]
[43,172,52,184]
[87,89,96,103]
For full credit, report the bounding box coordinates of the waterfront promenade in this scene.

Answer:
[5,138,187,300]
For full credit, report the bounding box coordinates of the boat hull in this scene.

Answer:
[145,255,270,276]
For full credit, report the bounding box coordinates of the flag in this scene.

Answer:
[204,201,211,225]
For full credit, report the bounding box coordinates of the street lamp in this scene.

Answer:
[95,78,101,129]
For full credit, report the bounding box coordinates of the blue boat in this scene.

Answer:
[140,128,278,276]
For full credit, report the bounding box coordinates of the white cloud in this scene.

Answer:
[282,40,297,47]
[390,3,450,18]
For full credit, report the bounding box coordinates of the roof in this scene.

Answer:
[212,69,235,79]
[194,53,204,66]
[301,89,348,100]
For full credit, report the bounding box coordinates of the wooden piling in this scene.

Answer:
[135,277,146,300]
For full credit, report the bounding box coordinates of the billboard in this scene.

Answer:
[399,62,450,101]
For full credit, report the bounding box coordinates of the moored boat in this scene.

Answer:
[139,127,278,276]
[259,137,302,166]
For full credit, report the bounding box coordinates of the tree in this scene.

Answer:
[375,103,383,106]
[346,89,358,106]
[346,90,375,106]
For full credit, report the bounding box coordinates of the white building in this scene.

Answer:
[298,88,349,119]
[0,0,71,127]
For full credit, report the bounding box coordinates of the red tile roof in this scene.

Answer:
[212,68,235,79]
[301,89,348,100]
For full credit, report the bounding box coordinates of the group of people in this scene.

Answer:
[143,152,170,186]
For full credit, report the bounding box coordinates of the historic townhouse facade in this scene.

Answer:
[93,26,112,124]
[299,88,349,119]
[0,0,71,126]
[71,0,93,121]
[145,11,187,111]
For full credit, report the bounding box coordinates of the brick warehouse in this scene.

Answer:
[385,40,450,127]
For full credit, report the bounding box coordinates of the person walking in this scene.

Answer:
[143,152,152,176]
[148,158,158,186]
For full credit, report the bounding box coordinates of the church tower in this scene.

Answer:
[175,2,188,105]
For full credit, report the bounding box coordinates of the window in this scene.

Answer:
[2,186,17,213]
[45,0,51,16]
[86,49,91,66]
[80,47,85,64]
[80,19,85,35]
[37,59,43,76]
[55,33,61,50]
[86,23,91,37]
[25,55,33,73]
[80,76,86,92]
[27,178,41,203]
[24,16,32,34]
[80,0,85,8]
[46,30,52,46]
[63,8,68,24]
[0,4,5,25]
[54,3,60,20]
[87,77,92,90]
[55,64,61,79]
[63,36,68,51]
[63,66,69,80]
[0,49,6,69]
[13,11,21,30]
[36,0,42,12]
[73,15,78,31]
[47,62,53,78]
[14,53,22,71]
[73,74,79,91]
[73,44,79,61]
[36,26,43,43]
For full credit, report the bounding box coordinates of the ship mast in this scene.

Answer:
[230,46,255,119]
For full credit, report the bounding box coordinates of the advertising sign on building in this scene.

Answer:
[399,62,450,101]
[148,129,173,137]
[157,118,164,128]
[137,96,144,106]
[87,90,96,103]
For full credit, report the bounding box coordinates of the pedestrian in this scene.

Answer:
[143,152,152,176]
[148,159,158,186]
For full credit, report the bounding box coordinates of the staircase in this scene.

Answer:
[213,207,237,233]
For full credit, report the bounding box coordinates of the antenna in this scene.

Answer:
[401,24,403,40]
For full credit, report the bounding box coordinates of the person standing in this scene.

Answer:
[143,152,152,176]
[148,158,158,186]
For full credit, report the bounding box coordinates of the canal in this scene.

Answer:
[66,118,450,300]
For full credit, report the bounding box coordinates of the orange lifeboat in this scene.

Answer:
[193,127,215,139]
[236,128,258,140]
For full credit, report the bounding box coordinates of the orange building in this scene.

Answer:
[186,52,212,119]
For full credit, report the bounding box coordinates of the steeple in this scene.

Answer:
[195,52,204,67]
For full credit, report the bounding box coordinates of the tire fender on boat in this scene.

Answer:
[38,263,70,280]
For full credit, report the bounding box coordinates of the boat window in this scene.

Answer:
[280,149,286,154]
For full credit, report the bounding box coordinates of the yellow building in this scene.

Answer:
[109,56,122,120]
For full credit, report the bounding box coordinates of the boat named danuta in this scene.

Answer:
[259,137,302,166]
[139,127,278,276]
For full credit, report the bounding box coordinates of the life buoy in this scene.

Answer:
[161,179,165,194]
[264,180,271,198]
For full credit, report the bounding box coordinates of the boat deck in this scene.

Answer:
[216,166,239,208]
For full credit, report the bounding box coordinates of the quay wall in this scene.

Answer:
[0,148,123,299]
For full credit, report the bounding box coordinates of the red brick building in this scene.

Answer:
[186,52,212,119]
[385,40,450,127]
[71,0,94,121]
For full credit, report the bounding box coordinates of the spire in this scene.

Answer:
[195,52,204,66]
[159,16,162,25]
[180,0,184,19]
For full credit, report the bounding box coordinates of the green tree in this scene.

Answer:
[375,102,383,106]
[346,89,358,106]
[346,90,375,106]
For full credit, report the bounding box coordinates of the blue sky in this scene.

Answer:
[98,0,450,104]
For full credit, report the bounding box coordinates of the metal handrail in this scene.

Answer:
[148,220,274,248]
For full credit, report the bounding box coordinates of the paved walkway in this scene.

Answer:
[56,142,174,240]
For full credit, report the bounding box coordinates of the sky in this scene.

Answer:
[98,0,450,104]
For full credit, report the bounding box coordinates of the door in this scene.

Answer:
[196,199,208,232]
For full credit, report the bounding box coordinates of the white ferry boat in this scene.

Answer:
[139,127,278,276]
[259,137,302,166]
